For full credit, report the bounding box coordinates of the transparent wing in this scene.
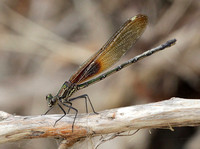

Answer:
[69,14,148,84]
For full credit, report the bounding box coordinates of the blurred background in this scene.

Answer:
[0,0,200,149]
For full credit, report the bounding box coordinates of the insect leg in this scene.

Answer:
[69,94,98,114]
[42,106,54,115]
[62,100,72,114]
[61,102,78,132]
[54,103,66,127]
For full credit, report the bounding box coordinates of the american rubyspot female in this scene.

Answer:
[44,14,176,130]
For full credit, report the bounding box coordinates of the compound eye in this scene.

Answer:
[45,94,54,107]
[46,94,53,100]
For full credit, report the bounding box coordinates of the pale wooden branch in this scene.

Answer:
[1,97,200,148]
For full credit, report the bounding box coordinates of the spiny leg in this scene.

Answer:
[62,100,72,113]
[42,106,54,115]
[69,94,98,114]
[54,103,66,127]
[67,95,88,113]
[66,102,72,114]
[61,102,78,132]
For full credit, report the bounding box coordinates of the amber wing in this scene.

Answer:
[69,14,148,84]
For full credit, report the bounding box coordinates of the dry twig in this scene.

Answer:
[0,98,200,148]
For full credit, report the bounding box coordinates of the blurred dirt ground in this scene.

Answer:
[0,0,200,149]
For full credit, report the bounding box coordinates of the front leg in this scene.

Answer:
[42,106,54,115]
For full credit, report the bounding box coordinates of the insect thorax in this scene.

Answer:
[57,81,77,100]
